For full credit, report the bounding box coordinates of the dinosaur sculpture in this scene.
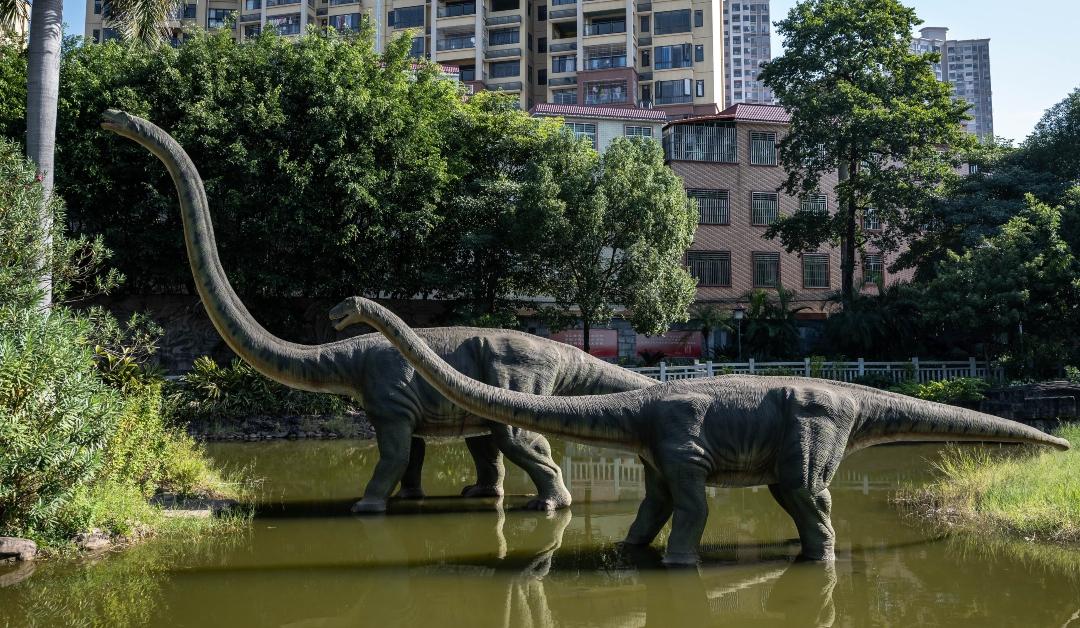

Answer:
[100,110,658,513]
[329,296,1071,564]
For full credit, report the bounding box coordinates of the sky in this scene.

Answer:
[59,0,1078,143]
[769,0,1080,143]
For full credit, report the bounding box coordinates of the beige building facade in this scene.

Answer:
[530,102,666,152]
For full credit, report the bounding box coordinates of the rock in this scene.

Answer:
[74,529,112,552]
[0,537,37,562]
[0,561,36,588]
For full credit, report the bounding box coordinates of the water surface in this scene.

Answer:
[2,439,1079,627]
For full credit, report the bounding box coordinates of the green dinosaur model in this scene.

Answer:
[100,110,658,513]
[328,296,1071,564]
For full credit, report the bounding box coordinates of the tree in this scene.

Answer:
[539,137,697,352]
[688,303,732,358]
[1023,87,1080,183]
[760,0,970,304]
[741,288,807,360]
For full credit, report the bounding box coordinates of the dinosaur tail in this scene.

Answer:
[849,388,1070,452]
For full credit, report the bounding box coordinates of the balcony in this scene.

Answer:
[654,94,692,105]
[549,8,575,19]
[636,1,650,10]
[239,12,260,21]
[485,14,521,26]
[583,21,625,36]
[486,47,521,58]
[583,55,626,70]
[637,35,651,46]
[549,41,576,53]
[315,7,327,15]
[487,80,523,91]
[437,34,476,50]
[437,2,475,18]
[549,76,577,86]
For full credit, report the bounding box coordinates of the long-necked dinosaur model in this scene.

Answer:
[101,109,659,513]
[329,296,1071,564]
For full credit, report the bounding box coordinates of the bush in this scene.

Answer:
[890,377,989,406]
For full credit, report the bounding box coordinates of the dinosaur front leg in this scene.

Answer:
[490,424,572,511]
[461,433,505,498]
[353,420,414,514]
[623,460,673,547]
[660,461,709,567]
[768,485,835,562]
[395,437,427,499]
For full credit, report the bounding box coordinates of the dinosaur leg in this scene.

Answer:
[623,460,673,547]
[353,420,413,514]
[660,461,709,566]
[395,437,426,499]
[461,433,505,498]
[490,424,572,511]
[768,485,835,562]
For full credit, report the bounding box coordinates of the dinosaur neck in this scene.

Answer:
[103,111,351,394]
[358,300,641,448]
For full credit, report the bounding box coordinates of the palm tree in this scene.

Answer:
[742,287,809,360]
[688,303,733,358]
[0,0,28,38]
[19,0,180,307]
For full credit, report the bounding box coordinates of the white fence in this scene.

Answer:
[626,357,1001,384]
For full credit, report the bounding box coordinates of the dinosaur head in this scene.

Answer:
[329,297,376,331]
[100,109,139,135]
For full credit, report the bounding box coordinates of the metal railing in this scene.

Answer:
[437,1,475,17]
[654,93,693,105]
[437,35,476,50]
[584,21,625,36]
[626,358,1000,384]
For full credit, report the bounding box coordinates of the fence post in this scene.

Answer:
[749,358,756,374]
[804,357,811,377]
[969,357,977,378]
[659,361,667,382]
[858,358,865,377]
[706,361,714,377]
[911,357,920,382]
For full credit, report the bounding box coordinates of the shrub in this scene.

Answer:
[850,373,897,389]
[890,377,989,406]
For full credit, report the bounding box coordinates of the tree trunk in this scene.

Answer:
[582,315,591,353]
[838,159,856,306]
[26,0,64,309]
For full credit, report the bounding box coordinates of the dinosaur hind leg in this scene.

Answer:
[395,437,427,499]
[623,459,673,547]
[490,423,572,511]
[461,433,505,498]
[353,420,413,514]
[768,485,835,562]
[659,459,709,566]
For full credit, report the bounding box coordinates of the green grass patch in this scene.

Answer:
[899,424,1080,544]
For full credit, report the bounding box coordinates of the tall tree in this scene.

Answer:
[760,0,970,304]
[1022,87,1080,184]
[539,136,697,352]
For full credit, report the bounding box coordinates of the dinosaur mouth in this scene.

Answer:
[328,309,355,332]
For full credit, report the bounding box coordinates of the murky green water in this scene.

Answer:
[2,439,1079,627]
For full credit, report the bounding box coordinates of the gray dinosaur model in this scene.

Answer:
[101,110,657,513]
[329,296,1071,564]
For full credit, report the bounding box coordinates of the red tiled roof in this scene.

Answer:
[530,103,669,122]
[665,103,791,128]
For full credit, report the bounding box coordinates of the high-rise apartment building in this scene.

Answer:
[912,26,993,139]
[721,0,771,107]
[86,0,725,116]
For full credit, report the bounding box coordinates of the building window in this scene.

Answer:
[653,44,692,70]
[750,131,777,165]
[459,65,476,82]
[751,192,779,226]
[207,8,234,28]
[409,36,425,56]
[538,69,547,85]
[492,0,519,11]
[694,9,703,27]
[641,49,650,67]
[182,3,197,17]
[93,0,101,14]
[662,122,737,163]
[392,5,425,27]
[802,254,830,289]
[654,9,691,35]
[552,55,576,73]
[687,251,731,287]
[585,17,625,36]
[688,189,729,225]
[490,60,520,78]
[654,78,693,105]
[489,27,520,45]
[584,44,627,70]
[863,253,884,285]
[538,36,547,53]
[244,24,261,37]
[863,207,881,231]
[584,80,627,105]
[566,122,597,148]
[696,80,704,97]
[640,84,650,105]
[799,195,828,213]
[640,15,649,32]
[265,12,301,34]
[695,44,704,63]
[968,163,979,175]
[538,6,546,20]
[438,30,475,50]
[625,126,653,138]
[753,252,781,288]
[553,89,577,104]
[328,13,363,31]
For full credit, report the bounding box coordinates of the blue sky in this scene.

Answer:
[61,0,1078,143]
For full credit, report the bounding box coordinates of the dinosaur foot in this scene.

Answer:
[350,498,388,514]
[661,552,701,568]
[523,493,572,512]
[460,484,504,498]
[394,488,426,500]
[795,549,836,563]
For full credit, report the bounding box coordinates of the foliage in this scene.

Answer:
[899,425,1080,544]
[1023,87,1080,184]
[821,283,925,359]
[760,0,971,302]
[637,350,667,367]
[167,356,355,422]
[0,41,24,139]
[741,288,807,360]
[539,137,698,349]
[689,303,733,353]
[889,377,988,406]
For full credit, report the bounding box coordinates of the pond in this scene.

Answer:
[2,439,1079,627]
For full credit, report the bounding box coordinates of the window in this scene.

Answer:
[266,12,301,34]
[752,252,780,288]
[207,8,233,28]
[654,78,692,104]
[653,44,692,69]
[538,6,546,20]
[694,9,703,27]
[584,44,627,69]
[640,84,650,104]
[641,50,650,67]
[584,80,627,105]
[489,28,519,45]
[93,0,101,14]
[409,36,425,57]
[749,131,777,165]
[863,208,881,231]
[552,55,576,73]
[537,69,547,85]
[694,44,704,62]
[492,0,519,11]
[751,192,779,225]
[585,18,625,36]
[244,24,260,37]
[625,126,653,138]
[688,190,729,225]
[459,66,476,82]
[182,3,197,17]
[696,80,704,97]
[688,252,731,287]
[802,254,829,289]
[438,1,475,16]
[654,9,691,35]
[438,30,474,50]
[968,163,979,175]
[862,253,884,285]
[490,60,520,78]
[566,122,597,148]
[538,36,547,53]
[328,13,363,31]
[553,89,577,104]
[799,195,827,213]
[392,5,425,27]
[662,122,737,162]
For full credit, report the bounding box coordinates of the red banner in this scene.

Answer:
[550,329,619,358]
[635,331,701,358]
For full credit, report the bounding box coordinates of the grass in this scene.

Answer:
[898,424,1080,544]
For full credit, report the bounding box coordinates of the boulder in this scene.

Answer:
[0,537,37,562]
[74,529,112,552]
